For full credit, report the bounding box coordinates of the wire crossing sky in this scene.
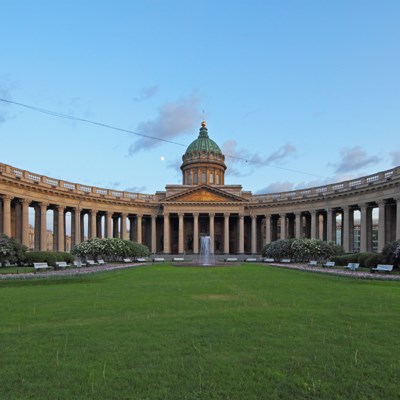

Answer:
[0,0,399,194]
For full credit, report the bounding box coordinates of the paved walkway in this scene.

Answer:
[0,261,398,281]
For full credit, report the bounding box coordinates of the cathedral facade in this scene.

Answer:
[1,122,400,255]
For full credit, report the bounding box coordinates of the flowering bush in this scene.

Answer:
[262,238,343,262]
[0,234,27,265]
[381,240,400,267]
[72,237,150,261]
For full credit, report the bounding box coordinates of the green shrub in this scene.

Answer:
[53,252,75,263]
[357,252,376,267]
[364,253,383,268]
[25,251,57,267]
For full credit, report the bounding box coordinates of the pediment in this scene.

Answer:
[164,185,247,203]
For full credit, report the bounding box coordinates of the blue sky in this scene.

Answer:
[1,0,399,195]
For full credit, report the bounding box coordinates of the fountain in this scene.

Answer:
[198,236,215,266]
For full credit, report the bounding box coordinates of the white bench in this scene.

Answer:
[307,261,318,267]
[73,261,86,268]
[97,259,106,265]
[136,258,147,263]
[123,258,132,263]
[344,262,359,271]
[33,262,51,271]
[263,258,275,263]
[371,264,393,273]
[225,257,238,262]
[173,257,185,262]
[153,257,165,262]
[55,261,69,269]
[86,260,97,266]
[323,261,335,268]
[245,258,258,262]
[281,259,291,263]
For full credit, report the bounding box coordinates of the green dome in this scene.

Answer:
[185,123,222,156]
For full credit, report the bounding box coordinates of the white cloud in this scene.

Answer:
[256,181,294,194]
[222,140,297,178]
[390,150,400,166]
[331,146,381,173]
[129,92,200,154]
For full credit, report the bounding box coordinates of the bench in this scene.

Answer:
[245,258,258,262]
[97,259,106,265]
[33,262,51,271]
[153,257,165,262]
[344,262,359,271]
[55,261,69,269]
[86,260,97,266]
[371,264,393,273]
[307,261,318,267]
[263,258,275,263]
[123,258,132,263]
[173,257,185,262]
[323,261,335,268]
[136,258,147,263]
[280,259,291,263]
[73,261,86,268]
[225,257,238,262]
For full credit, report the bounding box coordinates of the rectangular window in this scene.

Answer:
[194,172,198,184]
[202,171,206,183]
[209,173,214,184]
[216,174,220,184]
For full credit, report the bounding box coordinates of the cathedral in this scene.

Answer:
[0,121,399,255]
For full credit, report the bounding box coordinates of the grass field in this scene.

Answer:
[0,264,399,400]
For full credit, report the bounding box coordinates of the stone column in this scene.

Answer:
[178,213,184,254]
[310,210,317,239]
[396,197,400,241]
[21,199,30,247]
[224,213,230,254]
[209,213,215,253]
[326,209,333,242]
[137,214,143,244]
[280,213,286,240]
[238,214,244,254]
[265,214,271,244]
[295,212,301,239]
[121,213,128,240]
[251,214,257,254]
[193,213,199,254]
[163,213,170,254]
[2,195,12,237]
[105,211,112,238]
[57,205,65,252]
[40,203,48,251]
[342,206,350,253]
[360,204,368,253]
[90,210,97,239]
[72,208,81,246]
[151,215,157,253]
[378,201,386,252]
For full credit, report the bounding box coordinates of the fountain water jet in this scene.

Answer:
[198,236,215,266]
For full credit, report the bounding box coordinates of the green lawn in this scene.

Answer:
[0,264,399,400]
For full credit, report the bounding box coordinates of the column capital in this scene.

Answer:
[192,212,199,217]
[20,198,31,205]
[1,194,13,201]
[151,214,157,220]
[309,209,317,215]
[56,204,66,211]
[178,212,185,218]
[294,211,302,217]
[209,213,215,218]
[377,200,386,206]
[163,212,170,217]
[224,212,230,218]
[251,214,257,220]
[40,202,49,209]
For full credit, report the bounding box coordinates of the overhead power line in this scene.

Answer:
[0,97,325,179]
